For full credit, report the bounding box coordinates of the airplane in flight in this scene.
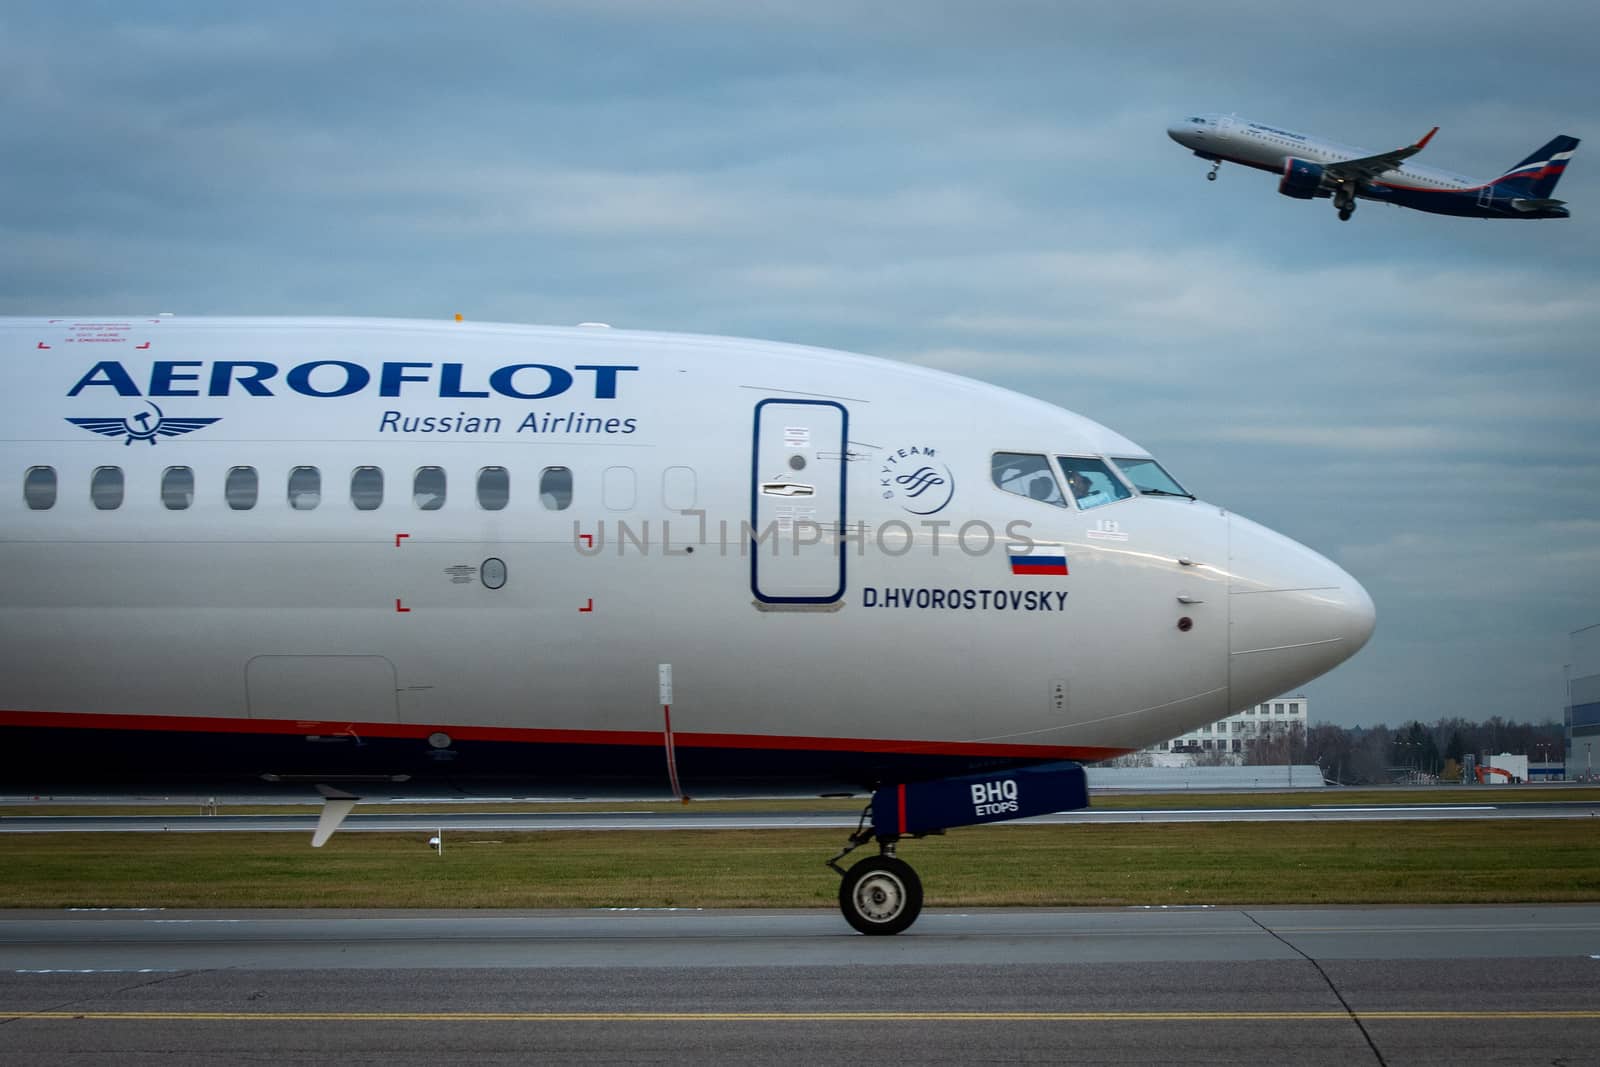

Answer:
[0,316,1375,933]
[1168,113,1579,222]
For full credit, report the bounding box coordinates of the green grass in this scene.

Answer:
[4,821,1596,909]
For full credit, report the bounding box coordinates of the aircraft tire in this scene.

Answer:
[839,855,923,935]
[1206,170,1217,181]
[1338,207,1353,221]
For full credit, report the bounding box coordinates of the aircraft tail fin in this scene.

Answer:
[1496,135,1580,197]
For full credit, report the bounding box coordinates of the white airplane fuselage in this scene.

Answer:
[0,317,1374,799]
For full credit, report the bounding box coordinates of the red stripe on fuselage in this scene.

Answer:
[0,709,1128,762]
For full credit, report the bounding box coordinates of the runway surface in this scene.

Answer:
[2,906,1597,1063]
[2,800,1597,834]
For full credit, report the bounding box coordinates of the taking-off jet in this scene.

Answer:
[1169,113,1578,221]
[0,316,1375,933]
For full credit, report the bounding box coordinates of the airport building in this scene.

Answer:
[1139,695,1308,766]
[1568,624,1600,782]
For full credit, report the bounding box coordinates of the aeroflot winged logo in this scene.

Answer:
[66,402,220,445]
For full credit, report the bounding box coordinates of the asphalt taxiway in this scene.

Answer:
[2,906,1597,1064]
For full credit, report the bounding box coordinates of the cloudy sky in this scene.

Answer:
[5,1,1596,729]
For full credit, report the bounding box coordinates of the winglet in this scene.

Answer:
[1415,126,1439,151]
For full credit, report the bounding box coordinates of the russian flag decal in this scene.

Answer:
[1008,547,1069,576]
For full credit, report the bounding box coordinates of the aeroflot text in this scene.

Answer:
[66,360,639,400]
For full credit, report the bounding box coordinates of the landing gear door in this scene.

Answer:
[751,399,848,604]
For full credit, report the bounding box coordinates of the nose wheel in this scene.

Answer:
[827,803,926,935]
[1206,160,1220,181]
[839,854,924,936]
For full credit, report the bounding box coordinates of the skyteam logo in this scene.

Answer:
[880,443,955,516]
[66,402,220,445]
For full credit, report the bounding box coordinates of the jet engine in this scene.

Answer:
[1278,158,1325,199]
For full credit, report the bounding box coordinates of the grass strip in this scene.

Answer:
[3,820,1596,909]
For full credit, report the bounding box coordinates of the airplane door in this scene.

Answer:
[750,399,848,604]
[1478,185,1495,209]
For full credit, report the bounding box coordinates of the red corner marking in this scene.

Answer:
[395,533,410,548]
[395,599,411,613]
[136,342,151,350]
[579,598,594,613]
[579,533,594,548]
[37,342,50,350]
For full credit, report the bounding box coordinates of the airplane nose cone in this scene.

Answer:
[1166,122,1188,145]
[1227,514,1375,707]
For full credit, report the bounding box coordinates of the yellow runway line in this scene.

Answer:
[6,1010,1600,1023]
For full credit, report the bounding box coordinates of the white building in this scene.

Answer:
[1140,695,1308,766]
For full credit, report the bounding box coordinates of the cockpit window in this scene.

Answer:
[1111,457,1192,499]
[992,452,1066,507]
[1056,457,1132,510]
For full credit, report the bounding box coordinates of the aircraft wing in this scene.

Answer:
[1324,126,1439,183]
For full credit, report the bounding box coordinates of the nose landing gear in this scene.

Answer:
[824,761,1090,936]
[827,806,925,935]
[1207,160,1220,181]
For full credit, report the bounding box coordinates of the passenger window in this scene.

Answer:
[662,466,697,510]
[161,466,194,510]
[350,466,383,511]
[288,466,321,511]
[23,466,56,510]
[991,452,1065,507]
[1056,457,1132,510]
[539,466,573,510]
[226,466,258,511]
[476,466,510,511]
[91,466,124,510]
[602,466,635,511]
[413,466,446,510]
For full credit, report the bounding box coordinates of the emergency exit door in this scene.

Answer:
[750,399,848,604]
